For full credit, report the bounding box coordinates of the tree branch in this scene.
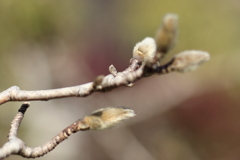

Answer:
[0,60,143,105]
[0,49,209,105]
[0,13,210,159]
[0,103,135,159]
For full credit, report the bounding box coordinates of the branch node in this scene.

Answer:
[93,75,104,90]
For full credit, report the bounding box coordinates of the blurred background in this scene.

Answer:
[0,0,240,160]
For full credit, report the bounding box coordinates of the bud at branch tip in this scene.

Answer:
[172,50,210,72]
[83,107,135,130]
[133,37,157,63]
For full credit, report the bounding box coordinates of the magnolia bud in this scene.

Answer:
[83,107,135,130]
[172,50,210,72]
[133,37,157,63]
[155,13,178,54]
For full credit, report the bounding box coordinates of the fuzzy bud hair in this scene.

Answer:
[155,13,178,54]
[171,50,210,72]
[133,37,157,63]
[83,107,135,130]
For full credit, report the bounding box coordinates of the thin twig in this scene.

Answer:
[0,104,135,159]
[0,59,143,105]
[0,13,210,159]
[0,103,29,159]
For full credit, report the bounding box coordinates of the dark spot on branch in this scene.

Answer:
[18,103,30,114]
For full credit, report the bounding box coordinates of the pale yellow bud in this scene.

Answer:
[155,13,178,54]
[84,107,135,130]
[172,50,210,72]
[133,37,157,63]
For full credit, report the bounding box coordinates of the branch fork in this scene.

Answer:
[0,103,135,159]
[0,13,210,159]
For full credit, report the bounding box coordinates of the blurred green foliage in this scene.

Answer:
[0,0,239,86]
[0,0,85,51]
[0,0,239,54]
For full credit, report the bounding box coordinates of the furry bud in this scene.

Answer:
[83,107,135,130]
[171,50,210,72]
[133,37,157,63]
[155,13,178,54]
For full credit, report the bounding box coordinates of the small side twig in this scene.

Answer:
[0,102,29,159]
[0,103,135,159]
